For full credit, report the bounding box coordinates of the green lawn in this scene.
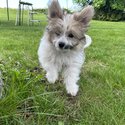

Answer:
[0,8,125,125]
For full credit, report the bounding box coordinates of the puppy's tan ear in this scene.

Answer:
[48,0,63,19]
[74,6,94,25]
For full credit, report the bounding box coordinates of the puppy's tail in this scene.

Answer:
[84,34,92,49]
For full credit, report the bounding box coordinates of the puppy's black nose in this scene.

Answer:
[59,42,65,49]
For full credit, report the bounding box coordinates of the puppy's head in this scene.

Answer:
[46,0,94,51]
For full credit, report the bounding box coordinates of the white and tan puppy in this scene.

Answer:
[38,0,94,96]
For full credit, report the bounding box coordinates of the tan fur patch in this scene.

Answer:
[46,1,94,49]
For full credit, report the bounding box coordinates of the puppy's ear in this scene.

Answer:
[74,6,94,25]
[48,0,63,19]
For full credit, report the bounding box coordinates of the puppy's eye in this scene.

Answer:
[55,32,60,36]
[68,33,74,38]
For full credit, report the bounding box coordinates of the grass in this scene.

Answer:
[0,8,125,125]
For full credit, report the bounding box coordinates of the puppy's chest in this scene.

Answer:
[53,53,72,66]
[50,50,84,67]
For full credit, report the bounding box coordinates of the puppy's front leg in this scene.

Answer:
[63,66,81,96]
[46,64,58,84]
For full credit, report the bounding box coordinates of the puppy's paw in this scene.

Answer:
[46,72,57,84]
[66,84,79,96]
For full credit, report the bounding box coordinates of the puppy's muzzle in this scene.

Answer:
[58,42,73,50]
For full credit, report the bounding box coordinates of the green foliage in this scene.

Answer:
[110,0,124,10]
[34,8,47,14]
[63,8,73,14]
[73,0,125,21]
[73,0,89,6]
[93,0,125,10]
[93,0,105,9]
[74,0,125,10]
[94,9,125,21]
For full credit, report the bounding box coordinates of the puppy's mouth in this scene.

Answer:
[57,42,74,51]
[62,45,73,50]
[58,45,74,52]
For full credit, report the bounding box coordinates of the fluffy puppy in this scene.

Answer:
[38,0,94,96]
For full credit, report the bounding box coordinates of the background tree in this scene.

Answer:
[73,0,124,11]
[73,0,125,21]
[73,0,93,6]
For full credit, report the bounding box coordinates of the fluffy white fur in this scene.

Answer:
[38,0,94,96]
[38,35,92,96]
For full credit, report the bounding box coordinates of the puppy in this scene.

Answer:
[38,0,94,96]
